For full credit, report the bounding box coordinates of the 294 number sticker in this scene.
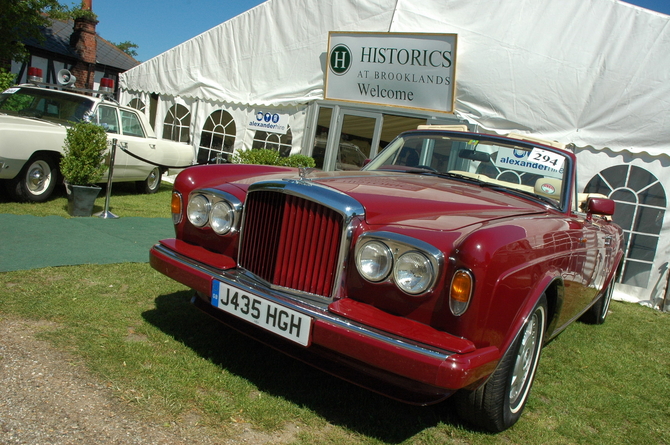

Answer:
[529,148,565,170]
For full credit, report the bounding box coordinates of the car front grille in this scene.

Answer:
[238,189,344,299]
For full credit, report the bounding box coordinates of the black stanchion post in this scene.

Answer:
[95,138,119,219]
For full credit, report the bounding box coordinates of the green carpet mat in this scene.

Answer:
[0,214,174,272]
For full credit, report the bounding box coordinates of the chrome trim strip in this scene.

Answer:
[153,243,454,361]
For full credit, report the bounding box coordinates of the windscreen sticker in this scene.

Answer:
[494,147,564,179]
[3,87,19,94]
[528,148,565,171]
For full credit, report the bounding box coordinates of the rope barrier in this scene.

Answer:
[116,144,196,170]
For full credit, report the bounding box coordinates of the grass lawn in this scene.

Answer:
[0,180,173,219]
[1,183,669,444]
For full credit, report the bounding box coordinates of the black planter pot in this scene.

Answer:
[65,183,101,217]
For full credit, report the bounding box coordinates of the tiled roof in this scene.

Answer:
[24,18,139,72]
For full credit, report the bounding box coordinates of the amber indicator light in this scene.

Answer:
[451,270,473,302]
[171,192,183,225]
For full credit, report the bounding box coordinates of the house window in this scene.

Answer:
[584,165,666,288]
[128,98,146,113]
[198,110,236,164]
[252,127,293,157]
[163,104,191,143]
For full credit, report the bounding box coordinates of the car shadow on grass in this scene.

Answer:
[142,290,466,442]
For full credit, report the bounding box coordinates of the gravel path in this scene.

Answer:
[0,317,298,445]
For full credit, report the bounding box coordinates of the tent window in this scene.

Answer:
[163,104,191,143]
[128,98,146,113]
[252,127,293,157]
[585,165,666,288]
[198,110,236,164]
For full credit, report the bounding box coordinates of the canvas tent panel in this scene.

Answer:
[576,146,670,310]
[390,0,670,157]
[121,0,670,157]
[120,0,398,106]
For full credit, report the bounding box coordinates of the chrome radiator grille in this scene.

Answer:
[238,190,344,298]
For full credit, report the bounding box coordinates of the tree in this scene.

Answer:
[0,69,16,91]
[0,0,70,62]
[113,41,139,58]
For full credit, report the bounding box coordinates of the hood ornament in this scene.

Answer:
[298,167,315,181]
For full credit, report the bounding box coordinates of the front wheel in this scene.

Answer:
[456,295,547,432]
[135,167,162,194]
[5,155,59,202]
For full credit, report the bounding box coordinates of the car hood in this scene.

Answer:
[0,113,63,130]
[310,171,546,231]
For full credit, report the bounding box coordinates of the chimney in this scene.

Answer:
[70,0,98,90]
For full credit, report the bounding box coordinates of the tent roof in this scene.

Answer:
[119,0,670,157]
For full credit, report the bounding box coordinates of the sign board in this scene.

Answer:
[248,110,290,134]
[325,32,457,113]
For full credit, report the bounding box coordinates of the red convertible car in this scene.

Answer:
[150,129,623,432]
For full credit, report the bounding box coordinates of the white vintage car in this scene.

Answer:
[0,84,195,202]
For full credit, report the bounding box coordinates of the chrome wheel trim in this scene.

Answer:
[602,281,614,319]
[147,167,160,190]
[26,160,52,195]
[509,306,544,413]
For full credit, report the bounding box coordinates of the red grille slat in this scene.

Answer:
[239,191,285,283]
[308,210,328,294]
[300,203,318,291]
[239,190,343,298]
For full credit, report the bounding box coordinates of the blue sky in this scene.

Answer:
[83,0,670,62]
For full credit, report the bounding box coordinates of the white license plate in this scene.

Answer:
[211,281,312,346]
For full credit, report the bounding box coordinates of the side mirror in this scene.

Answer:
[587,197,615,218]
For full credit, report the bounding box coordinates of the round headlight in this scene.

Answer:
[394,251,434,295]
[210,200,234,235]
[187,194,210,227]
[356,240,393,282]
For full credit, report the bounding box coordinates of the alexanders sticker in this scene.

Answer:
[494,147,564,179]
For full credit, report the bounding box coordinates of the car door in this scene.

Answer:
[556,215,606,329]
[95,105,159,182]
[117,108,161,180]
[94,104,126,180]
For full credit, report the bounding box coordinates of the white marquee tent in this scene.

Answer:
[119,0,670,310]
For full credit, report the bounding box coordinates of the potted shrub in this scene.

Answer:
[60,121,108,216]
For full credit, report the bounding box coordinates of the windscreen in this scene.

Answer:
[0,87,95,125]
[364,132,570,209]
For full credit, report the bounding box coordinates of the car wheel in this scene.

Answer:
[6,155,59,202]
[581,278,615,325]
[135,167,162,194]
[456,295,547,432]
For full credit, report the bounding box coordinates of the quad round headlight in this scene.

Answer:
[394,251,434,295]
[187,194,210,227]
[210,200,234,235]
[356,240,393,282]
